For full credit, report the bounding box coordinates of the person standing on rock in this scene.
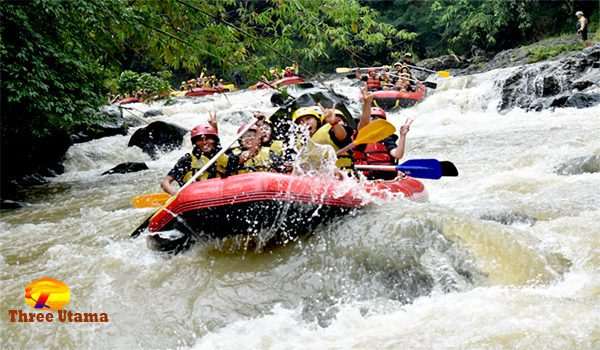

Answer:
[576,11,588,43]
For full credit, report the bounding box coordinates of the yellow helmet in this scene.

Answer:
[291,106,323,124]
[332,109,345,117]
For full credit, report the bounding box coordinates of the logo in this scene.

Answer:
[8,277,109,323]
[24,277,70,310]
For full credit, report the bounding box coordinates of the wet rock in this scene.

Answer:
[0,199,26,210]
[70,106,128,144]
[128,121,187,159]
[143,108,163,118]
[418,54,468,71]
[564,92,600,108]
[497,44,600,111]
[556,155,600,175]
[101,162,149,175]
[549,94,570,108]
[541,76,561,96]
[480,212,537,226]
[571,79,594,91]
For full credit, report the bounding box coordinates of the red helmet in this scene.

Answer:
[190,124,218,142]
[370,107,387,119]
[237,123,259,135]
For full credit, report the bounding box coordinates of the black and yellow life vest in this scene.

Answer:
[310,124,353,169]
[182,152,229,182]
[229,146,274,175]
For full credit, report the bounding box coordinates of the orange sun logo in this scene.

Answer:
[24,277,70,310]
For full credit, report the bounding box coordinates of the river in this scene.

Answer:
[1,65,599,349]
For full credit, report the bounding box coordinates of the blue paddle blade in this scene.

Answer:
[397,159,442,179]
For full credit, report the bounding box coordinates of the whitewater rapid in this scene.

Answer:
[1,66,599,349]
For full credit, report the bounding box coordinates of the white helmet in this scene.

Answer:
[575,11,583,16]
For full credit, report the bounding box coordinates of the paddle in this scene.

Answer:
[132,192,170,209]
[354,159,458,179]
[336,66,450,78]
[405,64,451,78]
[336,67,386,74]
[129,118,261,238]
[335,119,396,155]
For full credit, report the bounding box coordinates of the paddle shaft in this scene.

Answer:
[355,164,402,172]
[404,64,436,74]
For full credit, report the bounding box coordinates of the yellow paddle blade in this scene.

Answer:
[336,67,354,74]
[354,119,396,145]
[437,70,450,78]
[131,193,171,208]
[222,83,237,91]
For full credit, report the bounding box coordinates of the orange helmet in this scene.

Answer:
[370,107,387,119]
[190,124,218,142]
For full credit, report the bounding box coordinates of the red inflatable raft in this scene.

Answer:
[373,83,426,110]
[185,86,230,97]
[116,97,142,105]
[146,172,426,252]
[252,76,305,89]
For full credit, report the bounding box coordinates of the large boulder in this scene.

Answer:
[102,162,149,175]
[70,106,128,144]
[556,155,600,175]
[143,108,163,118]
[418,54,468,71]
[128,121,187,159]
[564,93,600,108]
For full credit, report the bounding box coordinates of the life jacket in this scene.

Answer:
[272,140,285,156]
[229,146,274,174]
[353,142,396,179]
[367,76,381,91]
[182,151,228,182]
[353,142,394,165]
[311,124,353,169]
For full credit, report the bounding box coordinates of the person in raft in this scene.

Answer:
[160,112,228,195]
[354,105,412,180]
[226,121,287,175]
[356,67,384,91]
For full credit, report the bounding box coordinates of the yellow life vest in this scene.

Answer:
[310,124,353,169]
[182,152,229,182]
[230,146,273,175]
[270,140,284,156]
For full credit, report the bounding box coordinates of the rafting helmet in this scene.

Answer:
[576,11,583,16]
[404,52,413,58]
[291,106,324,124]
[370,107,387,120]
[393,62,403,67]
[191,124,219,142]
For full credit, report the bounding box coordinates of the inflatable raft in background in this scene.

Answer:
[184,83,237,97]
[373,83,426,110]
[251,76,305,89]
[146,172,426,252]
